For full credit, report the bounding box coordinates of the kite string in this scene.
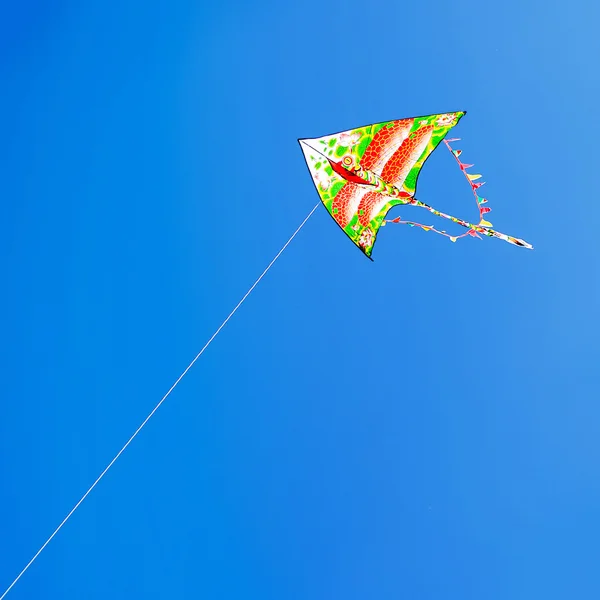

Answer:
[0,202,321,600]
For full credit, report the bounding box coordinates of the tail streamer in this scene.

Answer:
[384,139,533,249]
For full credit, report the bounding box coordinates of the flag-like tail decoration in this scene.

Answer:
[299,111,532,258]
[383,139,533,249]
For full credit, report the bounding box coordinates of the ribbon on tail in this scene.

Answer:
[383,140,533,249]
[443,139,493,225]
[385,216,480,242]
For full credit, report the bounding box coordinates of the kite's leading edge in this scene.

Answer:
[299,111,532,258]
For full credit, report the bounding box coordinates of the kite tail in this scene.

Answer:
[383,217,475,243]
[385,204,533,249]
[383,139,533,249]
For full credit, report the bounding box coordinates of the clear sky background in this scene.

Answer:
[2,0,599,598]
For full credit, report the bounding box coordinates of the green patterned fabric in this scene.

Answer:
[299,112,465,257]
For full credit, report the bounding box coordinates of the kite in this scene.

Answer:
[0,112,534,600]
[299,111,532,258]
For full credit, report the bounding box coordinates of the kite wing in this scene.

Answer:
[299,111,465,258]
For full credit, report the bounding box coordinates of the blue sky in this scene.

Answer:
[1,0,599,598]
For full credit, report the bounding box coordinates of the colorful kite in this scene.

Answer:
[299,111,532,258]
[0,113,533,600]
